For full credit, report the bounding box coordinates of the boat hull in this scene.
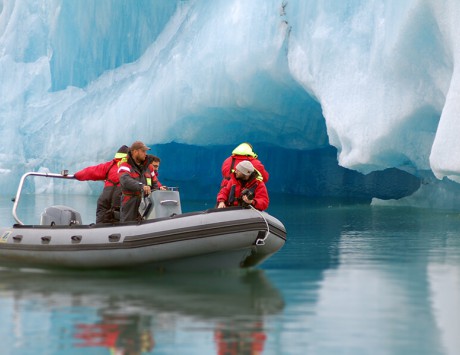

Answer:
[0,207,286,271]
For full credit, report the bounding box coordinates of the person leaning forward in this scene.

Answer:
[74,145,129,223]
[217,160,269,211]
[118,141,159,222]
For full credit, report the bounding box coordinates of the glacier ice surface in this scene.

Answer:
[1,0,460,208]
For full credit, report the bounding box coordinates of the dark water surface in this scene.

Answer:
[0,194,459,354]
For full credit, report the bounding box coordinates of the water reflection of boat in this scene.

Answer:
[1,268,284,353]
[1,268,285,318]
[0,172,286,271]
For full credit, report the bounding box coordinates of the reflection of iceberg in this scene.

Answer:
[428,264,460,355]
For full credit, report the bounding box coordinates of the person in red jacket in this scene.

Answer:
[217,160,269,211]
[74,145,129,223]
[220,143,269,189]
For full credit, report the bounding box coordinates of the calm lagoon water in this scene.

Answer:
[0,193,459,355]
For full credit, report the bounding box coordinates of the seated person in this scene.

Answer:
[217,160,269,211]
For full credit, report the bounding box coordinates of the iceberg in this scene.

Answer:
[0,0,459,207]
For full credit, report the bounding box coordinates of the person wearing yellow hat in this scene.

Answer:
[220,143,270,189]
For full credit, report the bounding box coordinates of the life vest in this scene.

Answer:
[104,160,118,186]
[118,155,154,193]
[228,174,259,206]
[105,153,127,187]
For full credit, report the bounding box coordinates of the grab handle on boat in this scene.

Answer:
[255,237,267,246]
[160,200,178,206]
[250,206,270,246]
[12,171,76,225]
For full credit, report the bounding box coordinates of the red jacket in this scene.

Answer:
[221,155,269,187]
[217,173,269,211]
[74,159,121,187]
[153,171,163,188]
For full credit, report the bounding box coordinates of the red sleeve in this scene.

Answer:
[220,157,234,188]
[217,178,232,203]
[74,161,113,181]
[106,161,121,184]
[154,172,163,188]
[221,156,233,178]
[252,181,269,211]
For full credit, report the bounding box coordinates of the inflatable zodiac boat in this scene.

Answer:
[0,172,286,271]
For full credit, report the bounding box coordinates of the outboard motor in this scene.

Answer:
[147,189,182,219]
[40,205,82,226]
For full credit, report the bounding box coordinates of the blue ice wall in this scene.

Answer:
[152,143,420,202]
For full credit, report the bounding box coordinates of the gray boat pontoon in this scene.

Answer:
[0,172,286,271]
